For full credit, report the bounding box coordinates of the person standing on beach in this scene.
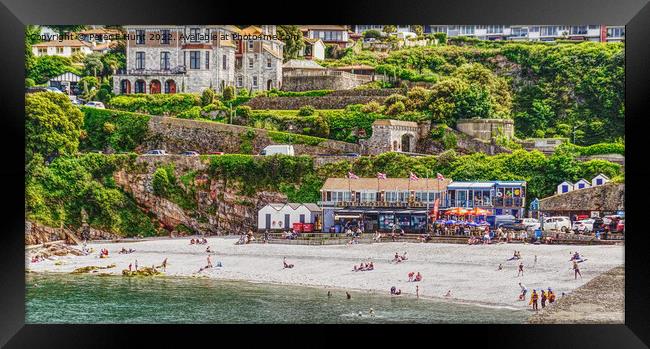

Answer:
[573,260,582,279]
[327,291,332,298]
[541,289,547,308]
[517,262,524,277]
[162,258,168,272]
[529,290,539,311]
[534,255,537,268]
[346,292,351,300]
[135,259,138,271]
[207,255,213,268]
[416,285,419,299]
[128,263,132,272]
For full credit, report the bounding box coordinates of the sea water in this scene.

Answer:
[26,273,528,324]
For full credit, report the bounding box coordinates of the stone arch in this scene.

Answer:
[120,79,131,94]
[401,133,414,153]
[165,79,176,94]
[150,79,161,94]
[134,79,146,94]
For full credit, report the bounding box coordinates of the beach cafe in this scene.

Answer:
[319,177,451,233]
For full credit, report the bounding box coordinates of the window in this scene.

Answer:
[540,26,558,36]
[160,52,170,70]
[161,29,171,44]
[248,40,253,49]
[205,51,209,69]
[135,80,146,93]
[190,51,200,69]
[71,47,80,54]
[562,185,569,193]
[190,28,200,43]
[56,47,64,54]
[266,57,272,68]
[578,183,585,189]
[570,26,587,35]
[237,76,243,87]
[252,76,258,86]
[135,52,145,70]
[299,214,305,223]
[607,27,625,38]
[37,48,47,55]
[248,58,254,68]
[511,27,528,37]
[222,55,227,70]
[487,25,504,34]
[596,178,603,185]
[136,30,145,44]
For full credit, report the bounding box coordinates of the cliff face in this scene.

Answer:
[114,156,287,236]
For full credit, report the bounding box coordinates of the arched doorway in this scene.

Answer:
[120,80,131,94]
[149,80,161,94]
[164,80,176,94]
[267,79,273,90]
[401,133,413,153]
[135,79,146,94]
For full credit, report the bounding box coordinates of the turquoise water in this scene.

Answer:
[26,273,528,324]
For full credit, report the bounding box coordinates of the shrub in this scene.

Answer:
[108,94,201,116]
[383,93,408,106]
[442,131,457,149]
[298,105,316,116]
[362,101,383,114]
[223,86,236,101]
[81,107,150,152]
[236,105,252,117]
[25,78,36,87]
[177,106,202,119]
[385,101,406,115]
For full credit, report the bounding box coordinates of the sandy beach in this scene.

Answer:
[27,238,624,310]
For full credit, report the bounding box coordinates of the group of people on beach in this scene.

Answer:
[283,257,295,269]
[407,271,423,282]
[31,255,45,263]
[392,252,408,263]
[507,250,523,261]
[190,238,208,245]
[118,247,135,254]
[353,261,374,272]
[528,287,557,311]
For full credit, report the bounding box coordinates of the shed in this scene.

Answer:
[591,174,610,187]
[557,181,574,195]
[257,203,322,231]
[574,179,591,190]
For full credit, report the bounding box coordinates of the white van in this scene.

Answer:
[260,145,295,156]
[543,216,571,232]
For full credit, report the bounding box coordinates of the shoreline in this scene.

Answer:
[26,237,624,316]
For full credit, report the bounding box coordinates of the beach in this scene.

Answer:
[27,238,624,310]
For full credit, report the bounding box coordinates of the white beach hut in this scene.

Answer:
[574,179,591,190]
[257,203,322,230]
[557,181,574,195]
[591,173,610,187]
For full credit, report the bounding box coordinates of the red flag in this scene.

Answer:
[347,172,359,179]
[377,172,387,180]
[432,198,440,219]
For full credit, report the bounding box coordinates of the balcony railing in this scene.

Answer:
[115,66,187,76]
[330,201,432,208]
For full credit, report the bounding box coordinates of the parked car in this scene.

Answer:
[521,218,540,231]
[85,101,105,109]
[543,216,571,232]
[572,218,595,233]
[45,86,64,94]
[145,149,167,155]
[260,145,295,156]
[617,219,625,233]
[490,214,516,229]
[181,151,199,156]
[209,151,225,155]
[499,219,527,231]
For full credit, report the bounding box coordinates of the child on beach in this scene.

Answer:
[517,262,524,277]
[408,272,415,282]
[573,260,582,279]
[497,264,503,271]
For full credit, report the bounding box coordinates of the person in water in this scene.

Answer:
[444,290,452,297]
[346,292,351,299]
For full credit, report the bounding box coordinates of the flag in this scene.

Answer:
[409,172,419,181]
[436,173,445,181]
[377,172,387,180]
[347,172,359,179]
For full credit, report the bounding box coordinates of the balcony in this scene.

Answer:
[330,200,432,209]
[116,66,187,76]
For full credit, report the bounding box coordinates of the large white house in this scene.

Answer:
[257,203,321,231]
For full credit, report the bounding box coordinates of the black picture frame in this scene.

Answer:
[1,0,648,347]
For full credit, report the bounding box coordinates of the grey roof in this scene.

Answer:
[447,182,496,190]
[303,203,321,212]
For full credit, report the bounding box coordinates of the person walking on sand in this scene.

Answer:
[135,259,138,271]
[517,262,524,277]
[534,255,537,268]
[207,255,213,268]
[530,290,539,311]
[162,258,167,272]
[416,285,419,299]
[128,263,132,272]
[541,289,547,308]
[573,260,582,279]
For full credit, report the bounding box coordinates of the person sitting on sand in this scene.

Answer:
[414,272,422,282]
[283,257,294,269]
[161,258,167,272]
[190,239,195,245]
[206,246,212,253]
[401,252,408,261]
[368,262,374,270]
[394,252,400,263]
[444,290,452,297]
[506,250,519,261]
[497,264,503,271]
[408,272,415,282]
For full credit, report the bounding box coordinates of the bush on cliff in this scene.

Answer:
[81,107,150,152]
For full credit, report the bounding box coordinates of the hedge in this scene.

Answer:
[108,94,201,116]
[81,107,150,152]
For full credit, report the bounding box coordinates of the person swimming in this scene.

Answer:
[346,292,351,299]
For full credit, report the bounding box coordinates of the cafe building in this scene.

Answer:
[445,181,527,217]
[319,177,451,233]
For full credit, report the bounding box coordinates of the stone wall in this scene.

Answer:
[140,116,361,155]
[456,118,514,141]
[539,183,624,213]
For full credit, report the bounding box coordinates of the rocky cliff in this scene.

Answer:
[113,156,287,236]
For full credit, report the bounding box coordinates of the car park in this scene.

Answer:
[181,151,199,156]
[85,101,105,109]
[145,149,167,155]
[542,216,571,232]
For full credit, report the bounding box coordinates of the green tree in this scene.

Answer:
[83,53,104,78]
[277,25,305,62]
[223,85,236,101]
[411,25,424,37]
[25,92,83,163]
[29,55,78,84]
[201,88,216,106]
[363,30,382,40]
[383,25,397,35]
